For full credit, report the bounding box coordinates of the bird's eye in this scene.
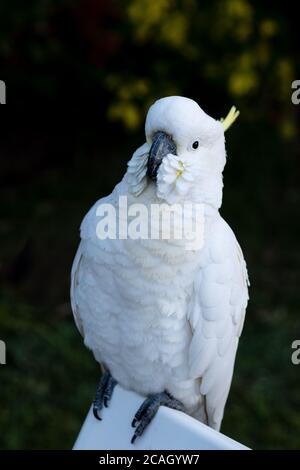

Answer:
[192,141,199,150]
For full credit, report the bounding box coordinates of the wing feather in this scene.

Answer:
[188,217,249,430]
[70,242,85,337]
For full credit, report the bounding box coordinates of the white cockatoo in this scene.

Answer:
[71,96,249,443]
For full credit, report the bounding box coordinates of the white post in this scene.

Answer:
[73,385,250,450]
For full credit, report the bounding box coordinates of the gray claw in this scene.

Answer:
[92,371,117,420]
[131,391,185,444]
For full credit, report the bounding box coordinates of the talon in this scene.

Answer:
[130,391,185,444]
[93,407,102,421]
[92,371,117,421]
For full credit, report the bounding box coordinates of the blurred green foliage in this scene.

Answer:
[0,0,300,450]
[0,0,298,135]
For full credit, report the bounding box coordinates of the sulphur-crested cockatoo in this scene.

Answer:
[71,96,249,443]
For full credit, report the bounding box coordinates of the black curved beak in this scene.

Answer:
[147,131,177,181]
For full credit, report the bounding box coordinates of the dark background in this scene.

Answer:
[0,0,299,449]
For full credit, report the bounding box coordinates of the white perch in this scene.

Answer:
[73,385,250,450]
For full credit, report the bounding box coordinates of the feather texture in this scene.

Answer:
[70,96,249,431]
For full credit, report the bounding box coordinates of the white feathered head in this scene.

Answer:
[126,96,238,208]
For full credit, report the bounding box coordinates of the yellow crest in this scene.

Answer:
[220,106,240,132]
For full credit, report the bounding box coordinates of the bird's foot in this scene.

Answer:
[131,391,185,444]
[93,371,117,420]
